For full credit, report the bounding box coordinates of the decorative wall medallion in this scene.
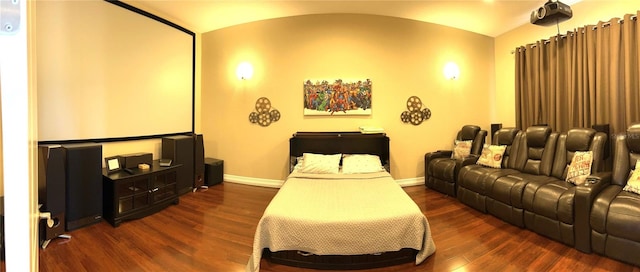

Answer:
[400,96,431,126]
[249,97,280,127]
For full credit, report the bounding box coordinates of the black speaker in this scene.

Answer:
[38,145,67,241]
[194,134,205,189]
[121,152,153,169]
[63,143,103,231]
[162,135,194,195]
[490,123,502,143]
[0,196,4,260]
[205,158,224,186]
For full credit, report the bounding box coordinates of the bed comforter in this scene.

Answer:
[246,171,436,272]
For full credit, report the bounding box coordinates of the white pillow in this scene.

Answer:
[476,145,507,168]
[292,156,304,171]
[451,140,472,160]
[566,151,593,185]
[623,161,640,195]
[298,153,341,174]
[341,154,385,174]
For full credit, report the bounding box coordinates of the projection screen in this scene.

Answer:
[36,0,194,143]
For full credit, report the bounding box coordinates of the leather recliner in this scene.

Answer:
[425,125,487,196]
[457,127,521,212]
[590,124,640,265]
[521,128,607,253]
[484,126,559,227]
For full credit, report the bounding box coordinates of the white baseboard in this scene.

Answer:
[395,177,425,187]
[224,174,424,188]
[224,174,284,188]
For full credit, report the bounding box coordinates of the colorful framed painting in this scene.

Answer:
[303,79,372,115]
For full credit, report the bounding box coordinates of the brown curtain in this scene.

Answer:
[515,11,640,134]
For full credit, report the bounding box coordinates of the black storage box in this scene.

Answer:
[204,158,224,186]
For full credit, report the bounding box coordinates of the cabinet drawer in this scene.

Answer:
[118,192,150,214]
[116,177,149,197]
[119,197,133,214]
[153,183,177,202]
[154,171,177,188]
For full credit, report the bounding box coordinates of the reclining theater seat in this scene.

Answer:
[485,126,558,228]
[522,128,606,253]
[457,128,521,212]
[590,124,640,266]
[425,125,487,196]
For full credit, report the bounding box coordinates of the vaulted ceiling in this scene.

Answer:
[125,0,583,37]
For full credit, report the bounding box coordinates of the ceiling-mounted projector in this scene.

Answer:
[530,0,573,26]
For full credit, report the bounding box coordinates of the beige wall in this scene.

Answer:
[201,14,494,182]
[494,1,640,128]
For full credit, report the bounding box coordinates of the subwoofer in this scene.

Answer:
[38,145,67,243]
[63,143,103,231]
[193,134,205,189]
[162,135,194,195]
[205,158,224,186]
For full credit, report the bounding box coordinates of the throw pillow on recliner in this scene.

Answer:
[623,161,640,194]
[451,140,472,160]
[476,145,506,168]
[566,151,593,185]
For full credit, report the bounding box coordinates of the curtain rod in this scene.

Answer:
[510,14,638,54]
[597,15,637,30]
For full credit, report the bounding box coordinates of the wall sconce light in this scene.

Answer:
[236,61,254,80]
[443,62,460,80]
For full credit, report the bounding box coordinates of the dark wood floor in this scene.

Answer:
[38,182,639,272]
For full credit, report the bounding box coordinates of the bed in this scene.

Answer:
[246,132,436,271]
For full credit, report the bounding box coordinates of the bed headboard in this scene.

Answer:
[289,132,390,173]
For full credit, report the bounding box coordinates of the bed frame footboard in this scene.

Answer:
[264,248,417,270]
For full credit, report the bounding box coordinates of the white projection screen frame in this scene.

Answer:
[37,0,194,143]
